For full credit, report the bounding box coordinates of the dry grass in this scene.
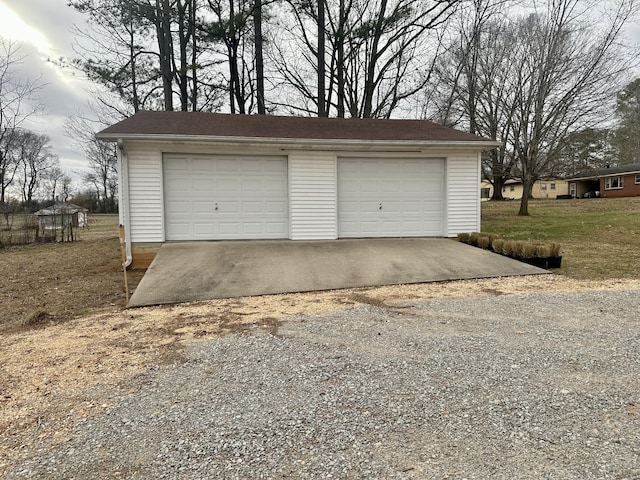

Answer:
[0,215,143,332]
[482,197,640,280]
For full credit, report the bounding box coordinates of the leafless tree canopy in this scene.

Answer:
[0,40,45,204]
[432,0,637,214]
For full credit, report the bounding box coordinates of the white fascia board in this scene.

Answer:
[599,170,640,178]
[571,170,640,181]
[96,133,501,151]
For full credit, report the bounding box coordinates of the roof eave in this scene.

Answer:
[96,133,500,150]
[569,175,599,181]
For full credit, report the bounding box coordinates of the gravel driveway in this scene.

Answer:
[6,290,640,479]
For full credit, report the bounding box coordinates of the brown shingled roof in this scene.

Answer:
[97,111,494,144]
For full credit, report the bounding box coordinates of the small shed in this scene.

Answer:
[35,203,89,232]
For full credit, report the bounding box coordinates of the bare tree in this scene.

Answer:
[432,1,519,200]
[14,130,56,209]
[43,162,65,203]
[433,0,637,212]
[511,0,636,215]
[272,0,462,118]
[0,40,44,203]
[65,117,118,213]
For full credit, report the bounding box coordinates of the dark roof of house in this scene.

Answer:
[96,111,496,144]
[570,163,640,180]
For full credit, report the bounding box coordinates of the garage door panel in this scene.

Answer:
[402,201,422,213]
[192,178,214,192]
[241,223,263,235]
[217,179,239,193]
[382,182,401,193]
[382,201,402,214]
[360,201,380,213]
[193,223,214,235]
[164,154,288,240]
[217,201,239,214]
[166,201,190,214]
[216,159,240,172]
[218,223,241,235]
[242,201,263,214]
[338,158,444,237]
[360,221,381,235]
[165,158,189,171]
[266,222,287,235]
[360,182,380,193]
[265,178,288,193]
[166,221,191,238]
[192,158,215,172]
[193,201,214,213]
[266,201,287,214]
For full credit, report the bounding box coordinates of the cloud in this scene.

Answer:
[1,0,97,178]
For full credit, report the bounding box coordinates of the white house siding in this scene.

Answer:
[127,147,164,243]
[122,142,482,245]
[446,151,481,236]
[288,152,337,240]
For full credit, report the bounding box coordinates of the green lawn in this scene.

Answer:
[481,197,640,280]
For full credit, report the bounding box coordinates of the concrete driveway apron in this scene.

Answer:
[127,238,548,307]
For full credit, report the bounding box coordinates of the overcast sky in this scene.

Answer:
[0,0,94,180]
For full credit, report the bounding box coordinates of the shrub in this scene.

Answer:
[457,232,470,243]
[522,243,537,259]
[492,238,505,253]
[502,240,516,256]
[549,242,561,257]
[487,233,501,243]
[477,236,491,249]
[468,232,481,246]
[536,245,551,258]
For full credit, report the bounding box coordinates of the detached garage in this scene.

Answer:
[97,111,497,268]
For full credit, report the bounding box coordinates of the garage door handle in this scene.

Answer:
[379,203,382,210]
[214,203,218,211]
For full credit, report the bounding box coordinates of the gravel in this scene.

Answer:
[6,290,640,479]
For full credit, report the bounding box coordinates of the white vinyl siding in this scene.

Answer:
[447,152,481,236]
[288,153,337,240]
[127,149,164,242]
[163,154,288,240]
[338,157,445,237]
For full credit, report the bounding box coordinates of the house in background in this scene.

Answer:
[481,178,569,200]
[568,164,640,198]
[97,111,498,268]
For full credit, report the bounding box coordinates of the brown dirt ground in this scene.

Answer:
[1,215,639,474]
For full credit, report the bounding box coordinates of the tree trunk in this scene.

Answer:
[177,0,190,111]
[336,0,345,118]
[518,178,532,216]
[317,0,326,117]
[156,0,174,111]
[254,0,265,114]
[491,176,505,201]
[128,3,140,112]
[191,0,198,110]
[362,0,387,118]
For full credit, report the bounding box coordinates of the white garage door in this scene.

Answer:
[163,154,288,240]
[338,158,445,237]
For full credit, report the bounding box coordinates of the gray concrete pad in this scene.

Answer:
[128,238,549,307]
